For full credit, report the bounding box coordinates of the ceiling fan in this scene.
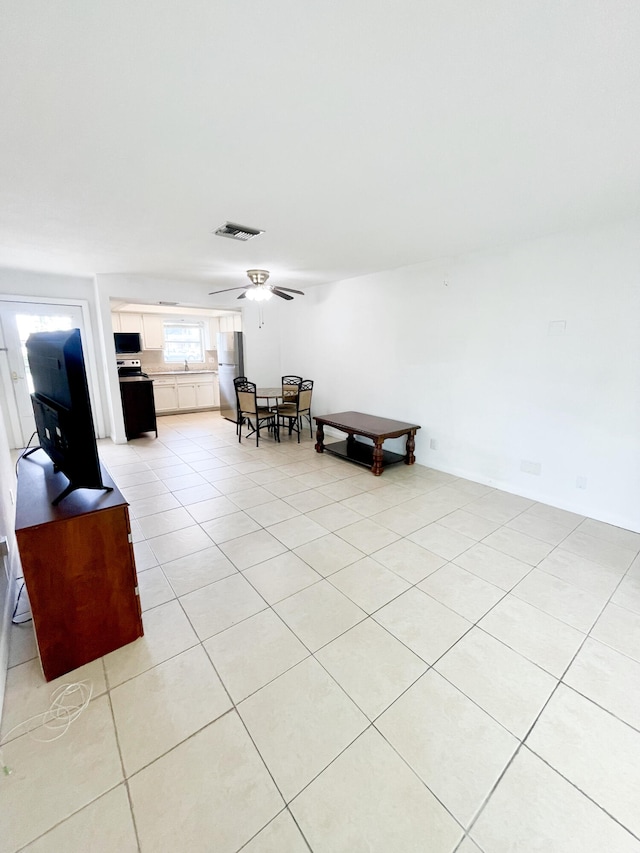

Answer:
[208,269,305,302]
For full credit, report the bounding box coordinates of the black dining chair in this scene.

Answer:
[273,375,301,421]
[281,375,302,404]
[234,378,279,446]
[276,379,314,443]
[234,376,248,436]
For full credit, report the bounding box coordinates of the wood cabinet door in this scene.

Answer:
[17,504,143,680]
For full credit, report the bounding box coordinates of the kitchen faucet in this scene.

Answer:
[184,359,189,371]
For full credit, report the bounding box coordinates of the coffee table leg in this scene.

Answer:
[372,440,384,476]
[315,423,325,454]
[405,430,416,465]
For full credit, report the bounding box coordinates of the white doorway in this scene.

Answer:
[0,302,86,448]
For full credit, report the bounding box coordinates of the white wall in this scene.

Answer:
[267,217,640,531]
[0,396,20,723]
[0,268,94,302]
[2,216,639,532]
[240,301,283,386]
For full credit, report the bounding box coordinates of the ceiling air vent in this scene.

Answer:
[214,222,264,241]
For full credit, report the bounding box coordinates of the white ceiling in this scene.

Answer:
[1,1,639,304]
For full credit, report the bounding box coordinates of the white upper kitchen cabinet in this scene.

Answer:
[206,317,220,349]
[119,313,143,335]
[218,314,242,333]
[141,314,164,350]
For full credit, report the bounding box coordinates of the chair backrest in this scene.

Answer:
[297,379,313,412]
[282,375,302,401]
[234,378,258,416]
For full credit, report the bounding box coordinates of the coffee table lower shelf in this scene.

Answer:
[324,439,405,469]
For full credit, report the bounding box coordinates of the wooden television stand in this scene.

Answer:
[15,450,144,681]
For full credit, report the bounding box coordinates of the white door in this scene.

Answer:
[0,302,85,448]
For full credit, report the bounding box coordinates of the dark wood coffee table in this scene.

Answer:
[314,412,421,476]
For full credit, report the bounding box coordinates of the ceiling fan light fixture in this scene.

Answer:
[209,268,303,300]
[246,287,273,302]
[246,269,270,286]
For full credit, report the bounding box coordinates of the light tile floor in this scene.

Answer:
[2,412,640,852]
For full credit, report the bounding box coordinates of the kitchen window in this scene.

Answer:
[163,322,205,363]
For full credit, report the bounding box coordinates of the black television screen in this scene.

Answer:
[25,328,111,505]
[114,332,142,353]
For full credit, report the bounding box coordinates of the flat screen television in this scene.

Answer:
[114,332,142,353]
[25,328,112,505]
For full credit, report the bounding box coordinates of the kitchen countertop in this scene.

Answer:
[146,370,218,375]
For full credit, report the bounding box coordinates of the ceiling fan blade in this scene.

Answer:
[237,292,247,299]
[271,286,305,295]
[272,289,294,300]
[208,286,250,295]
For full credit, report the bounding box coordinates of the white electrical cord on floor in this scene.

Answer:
[1,680,93,776]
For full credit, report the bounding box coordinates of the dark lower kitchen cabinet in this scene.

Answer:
[119,377,158,439]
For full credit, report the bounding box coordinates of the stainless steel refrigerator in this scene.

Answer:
[217,331,245,421]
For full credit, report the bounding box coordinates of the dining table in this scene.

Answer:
[254,387,283,440]
[256,387,283,408]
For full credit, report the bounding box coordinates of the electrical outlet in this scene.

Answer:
[548,320,566,336]
[520,460,541,475]
[429,439,438,450]
[576,476,588,489]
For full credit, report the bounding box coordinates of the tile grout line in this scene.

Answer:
[7,416,638,852]
[461,548,640,845]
